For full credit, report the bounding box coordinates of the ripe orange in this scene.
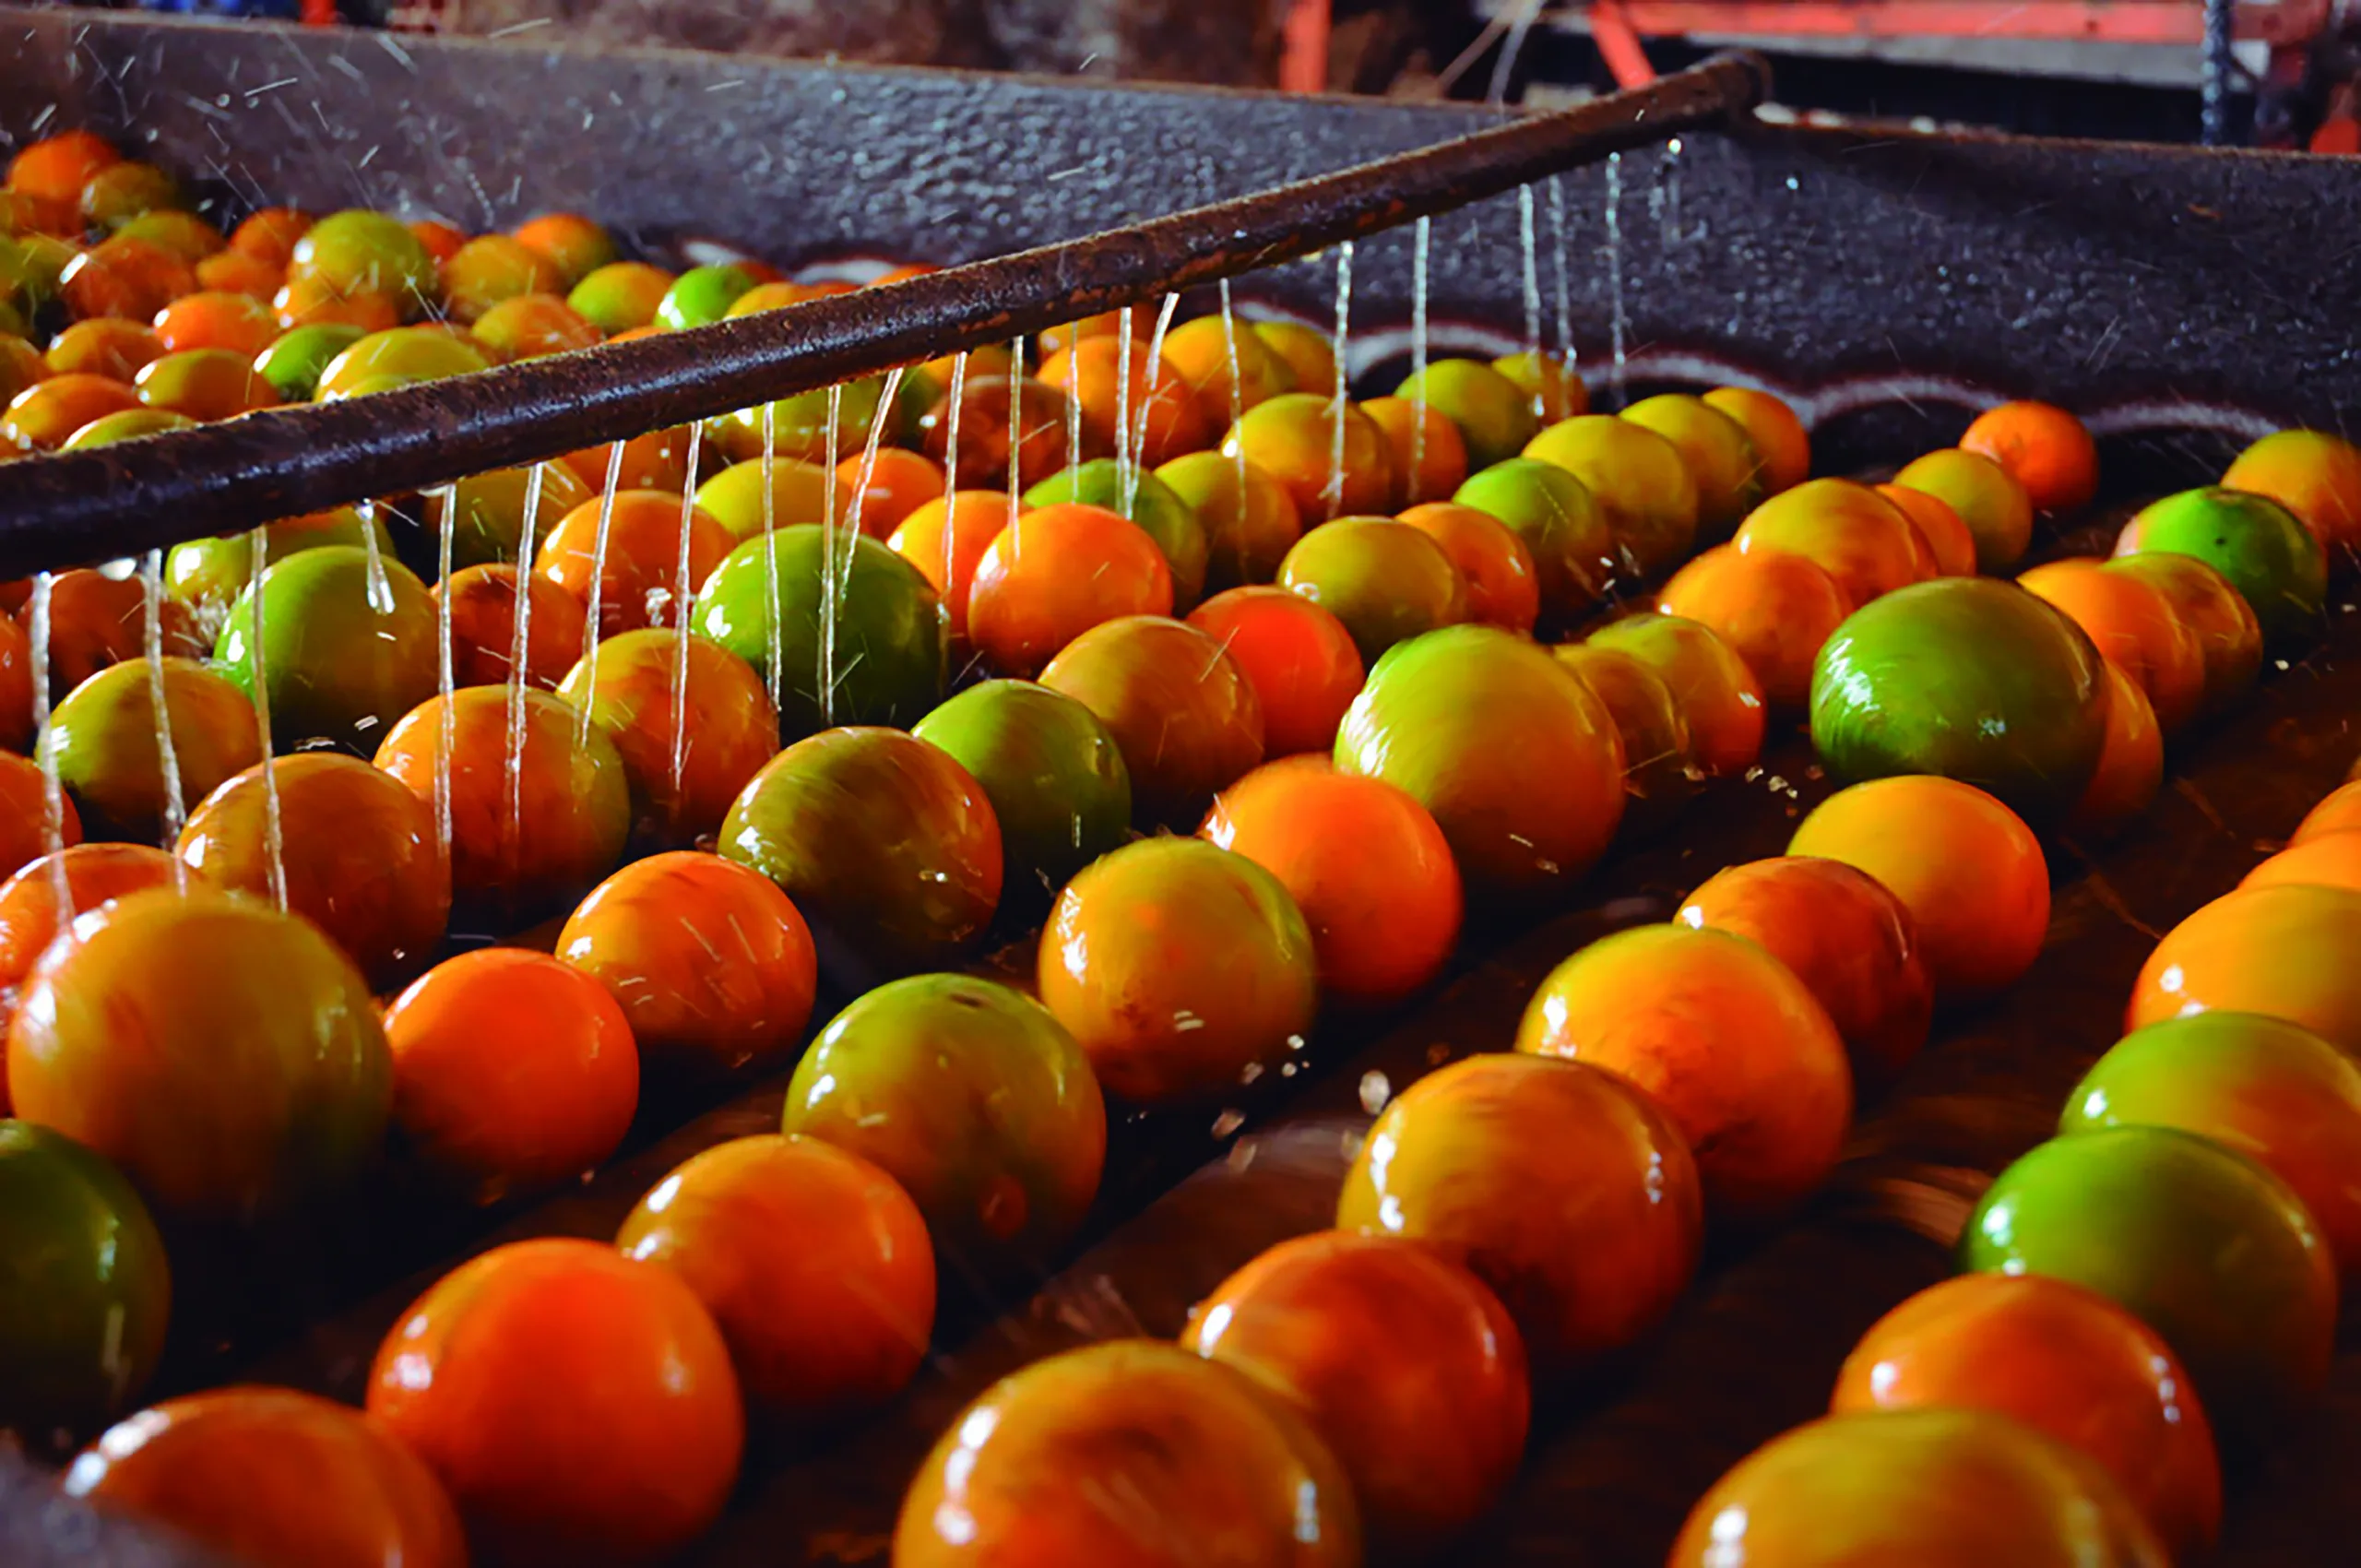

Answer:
[2223,429,2361,564]
[887,490,1011,645]
[1961,399,2100,514]
[1656,543,1851,708]
[1893,447,2036,571]
[967,502,1175,676]
[537,490,731,638]
[1397,502,1541,636]
[1876,481,1978,577]
[1586,612,1766,777]
[1185,587,1364,758]
[1702,386,1809,494]
[2017,558,2206,734]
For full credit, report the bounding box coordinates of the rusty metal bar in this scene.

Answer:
[0,51,1765,579]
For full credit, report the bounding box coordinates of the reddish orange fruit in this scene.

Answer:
[1337,1052,1703,1377]
[2105,552,2262,719]
[1517,923,1853,1218]
[556,425,698,495]
[2126,883,2361,1051]
[1038,836,1316,1104]
[1362,394,1470,507]
[1586,612,1766,778]
[510,212,617,288]
[559,852,817,1082]
[42,319,164,382]
[24,566,204,699]
[60,237,196,325]
[1039,615,1264,826]
[835,446,949,539]
[65,1386,467,1568]
[1703,386,1809,494]
[437,562,589,691]
[0,751,78,885]
[1790,776,2049,996]
[385,949,638,1203]
[1184,587,1363,758]
[403,219,468,266]
[1733,477,1928,608]
[1833,1274,2218,1556]
[0,843,174,996]
[471,292,603,361]
[1201,756,1461,1006]
[1398,502,1541,636]
[4,374,143,452]
[0,614,27,752]
[967,503,1175,676]
[1038,333,1208,469]
[2069,661,2163,837]
[918,374,1074,491]
[2017,558,2207,734]
[272,274,399,335]
[369,1239,743,1567]
[1655,542,1851,708]
[886,490,1009,647]
[558,628,778,849]
[192,248,281,301]
[150,291,278,358]
[1160,313,1298,425]
[1182,1232,1527,1554]
[2246,827,2361,891]
[228,208,312,268]
[618,1134,933,1420]
[1961,400,2100,515]
[7,130,121,206]
[1679,855,1933,1084]
[1877,481,1978,577]
[536,489,730,638]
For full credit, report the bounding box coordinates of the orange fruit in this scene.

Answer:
[403,219,467,267]
[1894,447,2036,571]
[7,130,123,207]
[559,851,816,1083]
[471,292,603,361]
[228,208,311,268]
[1038,333,1207,469]
[1202,756,1461,1005]
[60,237,196,325]
[2068,661,2163,837]
[917,373,1074,493]
[1254,321,1336,401]
[2017,558,2206,734]
[558,628,778,849]
[1733,477,1928,609]
[385,949,638,1203]
[0,751,79,884]
[368,1239,742,1567]
[2222,428,2361,564]
[1494,350,1587,422]
[0,843,175,996]
[1516,923,1853,1218]
[1362,394,1469,507]
[2246,827,2361,891]
[536,489,731,639]
[194,249,279,303]
[834,445,948,539]
[1551,643,1700,833]
[65,1386,468,1568]
[1655,542,1851,708]
[1524,413,1699,579]
[1586,611,1766,777]
[1619,392,1765,540]
[967,502,1175,676]
[1278,517,1466,665]
[618,1134,932,1420]
[2127,882,2361,1051]
[1398,502,1540,636]
[1877,481,1977,577]
[2103,552,2261,718]
[1223,393,1394,522]
[5,374,142,452]
[556,425,697,494]
[1181,1231,1526,1554]
[1156,451,1302,595]
[150,290,278,358]
[1160,312,1297,425]
[440,234,565,326]
[25,566,204,698]
[887,490,1011,645]
[2296,779,2361,844]
[437,562,589,691]
[134,347,279,421]
[1790,776,2048,996]
[271,273,399,335]
[1038,615,1264,826]
[1678,855,1933,1084]
[0,612,27,751]
[1336,1052,1703,1377]
[1702,386,1809,494]
[1038,836,1316,1104]
[1961,399,2100,515]
[1832,1275,2216,1556]
[510,211,617,289]
[1184,587,1363,758]
[43,319,164,381]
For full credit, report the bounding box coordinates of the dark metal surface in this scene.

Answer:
[0,47,1765,574]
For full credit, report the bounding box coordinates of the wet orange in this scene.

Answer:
[1157,451,1302,594]
[66,1385,468,1568]
[1518,922,1853,1218]
[1962,400,2100,515]
[403,219,468,266]
[2018,558,2207,734]
[0,843,174,997]
[559,852,816,1082]
[1039,334,1208,469]
[29,566,205,698]
[1034,304,1146,358]
[1551,643,1700,832]
[437,563,589,691]
[1202,756,1462,1006]
[918,374,1074,491]
[386,948,638,1203]
[440,234,565,326]
[134,346,277,422]
[43,318,164,381]
[967,502,1175,676]
[0,339,43,407]
[1733,477,1928,609]
[2104,552,2262,718]
[195,248,281,301]
[1398,502,1540,636]
[0,751,79,881]
[1184,587,1364,758]
[1790,776,2050,996]
[1586,612,1765,777]
[1493,350,1587,423]
[1524,414,1700,579]
[1833,1274,2219,1556]
[150,290,277,357]
[1655,543,1851,708]
[1619,393,1765,541]
[1224,394,1394,523]
[1895,446,2037,571]
[895,1340,1358,1568]
[536,489,731,638]
[2296,778,2361,843]
[229,207,313,268]
[1160,312,1298,425]
[176,754,450,992]
[511,212,617,288]
[619,1134,932,1420]
[1182,1231,1527,1554]
[2223,429,2361,564]
[1878,481,1978,577]
[1337,1052,1703,1377]
[558,628,779,849]
[834,445,947,539]
[1039,615,1264,826]
[1253,321,1336,401]
[374,686,630,922]
[272,273,400,334]
[5,374,142,451]
[1362,394,1470,507]
[60,237,196,324]
[1679,855,1934,1085]
[2126,882,2361,1051]
[0,613,27,751]
[1038,836,1316,1104]
[2069,661,2163,837]
[472,292,603,361]
[2247,827,2361,891]
[7,130,122,207]
[369,1239,743,1568]
[1279,517,1467,665]
[887,490,1010,644]
[556,424,697,494]
[1702,386,1809,494]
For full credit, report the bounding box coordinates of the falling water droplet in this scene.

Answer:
[760,401,784,708]
[432,481,458,859]
[137,551,187,890]
[1219,279,1248,498]
[504,460,552,890]
[668,425,706,800]
[1113,306,1134,516]
[1410,214,1431,481]
[1518,182,1544,407]
[1605,151,1629,410]
[574,441,630,744]
[236,540,288,910]
[1324,240,1354,522]
[1124,293,1180,518]
[27,575,69,914]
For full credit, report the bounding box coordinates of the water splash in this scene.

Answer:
[1605,151,1629,410]
[137,551,188,892]
[825,366,904,728]
[1410,215,1431,481]
[1004,337,1026,539]
[27,576,69,915]
[942,352,970,520]
[504,462,551,884]
[574,441,630,745]
[1113,306,1135,517]
[238,537,288,911]
[1124,293,1180,517]
[355,497,395,616]
[818,384,847,729]
[1323,241,1356,521]
[432,481,457,859]
[1064,330,1084,469]
[761,401,783,710]
[1547,174,1576,378]
[1518,183,1544,408]
[668,427,706,801]
[1655,136,1685,251]
[1219,279,1248,496]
